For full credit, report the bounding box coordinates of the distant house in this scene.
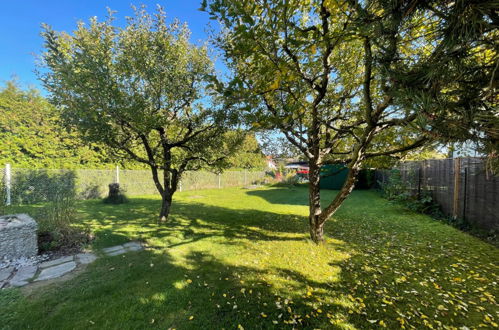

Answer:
[285,161,309,175]
[266,156,277,170]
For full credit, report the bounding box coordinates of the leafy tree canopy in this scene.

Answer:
[40,6,242,220]
[257,131,304,160]
[203,0,498,242]
[225,132,266,170]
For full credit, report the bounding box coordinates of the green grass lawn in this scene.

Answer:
[1,187,498,329]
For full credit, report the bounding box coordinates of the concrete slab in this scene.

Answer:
[76,253,97,264]
[39,256,74,269]
[36,261,76,281]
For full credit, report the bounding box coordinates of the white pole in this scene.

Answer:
[244,169,247,186]
[5,163,11,206]
[218,173,221,189]
[115,165,120,184]
[179,179,182,192]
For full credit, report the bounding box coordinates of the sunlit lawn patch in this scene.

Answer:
[1,187,497,329]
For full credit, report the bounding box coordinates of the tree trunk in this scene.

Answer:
[159,192,172,222]
[318,166,359,222]
[308,163,361,244]
[308,161,324,243]
[310,220,324,243]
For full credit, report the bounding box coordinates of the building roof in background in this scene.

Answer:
[285,162,309,169]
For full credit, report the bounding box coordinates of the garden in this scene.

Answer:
[1,187,498,329]
[0,1,498,329]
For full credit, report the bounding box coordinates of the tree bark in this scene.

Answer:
[308,161,324,243]
[308,163,360,244]
[159,192,173,222]
[310,220,324,243]
[147,163,176,222]
[319,166,359,222]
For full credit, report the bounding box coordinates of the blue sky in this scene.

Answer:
[0,0,214,91]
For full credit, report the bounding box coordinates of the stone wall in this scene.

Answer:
[0,214,38,260]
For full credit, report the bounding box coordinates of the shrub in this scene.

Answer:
[11,170,76,204]
[79,184,103,200]
[103,183,128,204]
[36,197,91,252]
[356,169,376,189]
[378,169,474,230]
[378,169,406,199]
[9,169,90,252]
[273,172,301,187]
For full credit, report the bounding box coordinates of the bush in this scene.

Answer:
[79,184,102,200]
[378,169,405,199]
[378,169,472,229]
[36,200,91,252]
[103,183,128,204]
[9,169,90,252]
[11,170,76,204]
[356,169,376,189]
[273,172,301,187]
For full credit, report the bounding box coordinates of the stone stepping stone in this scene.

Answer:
[39,256,74,269]
[102,245,126,256]
[36,261,76,281]
[0,241,145,288]
[76,253,97,264]
[0,267,14,282]
[123,242,143,252]
[9,265,38,287]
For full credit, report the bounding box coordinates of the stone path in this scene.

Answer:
[0,241,143,289]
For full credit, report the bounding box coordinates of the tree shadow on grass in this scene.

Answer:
[4,229,494,329]
[245,186,312,207]
[244,186,379,210]
[2,247,360,329]
[78,197,312,250]
[3,191,496,329]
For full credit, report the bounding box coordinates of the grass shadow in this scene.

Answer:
[1,247,358,329]
[2,187,497,329]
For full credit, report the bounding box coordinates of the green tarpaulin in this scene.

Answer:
[319,164,348,190]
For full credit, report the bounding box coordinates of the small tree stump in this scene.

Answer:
[103,183,127,204]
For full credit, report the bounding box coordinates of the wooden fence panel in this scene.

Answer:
[376,158,498,231]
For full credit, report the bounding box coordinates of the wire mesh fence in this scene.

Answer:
[1,166,269,205]
[375,157,499,231]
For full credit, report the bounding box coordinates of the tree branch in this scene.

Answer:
[365,137,429,158]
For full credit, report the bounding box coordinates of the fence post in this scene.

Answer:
[5,163,11,206]
[244,169,247,186]
[462,167,467,220]
[115,165,120,184]
[179,179,183,192]
[452,158,461,219]
[218,173,221,189]
[417,164,422,198]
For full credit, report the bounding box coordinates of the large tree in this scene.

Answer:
[40,7,240,220]
[204,0,497,242]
